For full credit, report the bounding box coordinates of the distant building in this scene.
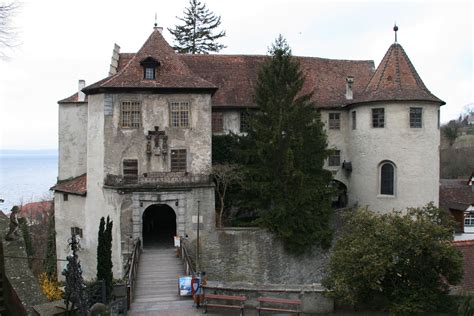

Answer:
[440,173,474,238]
[19,201,53,226]
[52,26,445,280]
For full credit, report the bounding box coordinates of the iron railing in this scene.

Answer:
[179,242,196,276]
[125,238,141,309]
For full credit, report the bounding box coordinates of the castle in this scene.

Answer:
[52,27,444,280]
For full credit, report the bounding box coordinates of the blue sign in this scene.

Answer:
[179,276,192,296]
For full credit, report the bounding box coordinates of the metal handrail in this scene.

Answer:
[126,238,142,309]
[180,242,196,276]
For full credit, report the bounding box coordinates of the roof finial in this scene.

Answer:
[393,23,399,43]
[154,13,158,29]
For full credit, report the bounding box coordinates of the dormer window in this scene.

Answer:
[140,57,160,80]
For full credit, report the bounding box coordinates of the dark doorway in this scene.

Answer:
[142,204,176,248]
[330,180,348,209]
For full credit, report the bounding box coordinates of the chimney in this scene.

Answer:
[345,76,354,100]
[78,80,86,102]
[108,43,121,76]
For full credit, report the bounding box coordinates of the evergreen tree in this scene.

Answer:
[44,212,57,280]
[241,35,333,252]
[168,0,226,54]
[96,218,106,289]
[96,216,113,301]
[104,216,113,300]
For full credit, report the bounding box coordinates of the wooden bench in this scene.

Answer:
[203,293,247,315]
[256,296,302,315]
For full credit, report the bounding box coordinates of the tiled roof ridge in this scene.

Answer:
[398,44,429,91]
[394,45,401,90]
[179,52,374,64]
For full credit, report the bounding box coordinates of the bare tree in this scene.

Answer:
[0,2,19,58]
[212,163,242,228]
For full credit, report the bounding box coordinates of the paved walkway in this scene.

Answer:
[129,245,202,316]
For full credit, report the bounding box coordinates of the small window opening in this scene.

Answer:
[140,57,160,80]
[71,227,83,238]
[63,193,69,201]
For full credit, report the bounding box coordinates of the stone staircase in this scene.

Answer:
[129,246,200,315]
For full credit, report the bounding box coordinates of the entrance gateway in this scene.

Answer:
[131,192,187,247]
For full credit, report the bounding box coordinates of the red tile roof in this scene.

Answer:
[180,54,375,109]
[83,30,216,94]
[453,240,474,291]
[51,173,87,196]
[62,32,443,109]
[58,92,88,104]
[357,43,444,105]
[440,179,474,211]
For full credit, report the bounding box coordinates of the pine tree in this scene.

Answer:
[168,0,226,54]
[242,35,333,252]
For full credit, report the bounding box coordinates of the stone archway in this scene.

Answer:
[142,204,177,248]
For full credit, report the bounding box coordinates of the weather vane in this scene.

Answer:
[393,23,399,43]
[154,13,158,28]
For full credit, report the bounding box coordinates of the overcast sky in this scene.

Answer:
[0,0,472,150]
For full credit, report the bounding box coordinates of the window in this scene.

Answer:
[171,149,187,172]
[240,111,250,133]
[380,162,395,195]
[170,102,190,128]
[410,107,422,128]
[329,113,341,130]
[71,227,83,238]
[212,112,223,133]
[352,111,356,130]
[437,109,440,129]
[63,193,69,201]
[123,159,138,183]
[120,101,141,128]
[328,150,341,167]
[372,108,385,128]
[140,57,159,80]
[144,67,155,80]
[465,213,474,227]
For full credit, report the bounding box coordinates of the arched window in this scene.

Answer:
[380,161,395,195]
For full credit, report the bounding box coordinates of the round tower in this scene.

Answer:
[346,35,445,212]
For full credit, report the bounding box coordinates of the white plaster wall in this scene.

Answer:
[54,193,86,280]
[104,93,212,176]
[347,102,440,212]
[58,103,88,180]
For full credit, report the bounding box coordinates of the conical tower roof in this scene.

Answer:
[356,43,444,105]
[84,28,216,94]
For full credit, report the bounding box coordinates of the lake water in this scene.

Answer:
[0,151,58,213]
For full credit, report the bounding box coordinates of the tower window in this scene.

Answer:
[410,107,422,128]
[380,161,395,195]
[352,111,356,130]
[372,108,385,128]
[329,113,341,130]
